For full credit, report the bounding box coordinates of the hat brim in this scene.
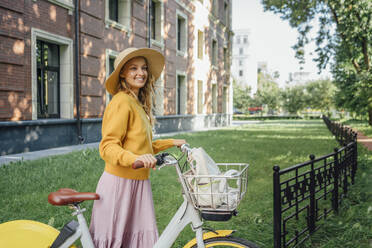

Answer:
[105,48,165,95]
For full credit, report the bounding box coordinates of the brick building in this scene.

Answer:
[0,0,233,155]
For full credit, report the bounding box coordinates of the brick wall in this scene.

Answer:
[0,0,232,121]
[0,0,74,121]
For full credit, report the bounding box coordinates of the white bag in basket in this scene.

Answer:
[189,148,239,209]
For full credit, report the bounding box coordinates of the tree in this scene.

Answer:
[256,72,281,114]
[281,85,306,114]
[262,0,372,125]
[304,79,336,113]
[233,80,252,112]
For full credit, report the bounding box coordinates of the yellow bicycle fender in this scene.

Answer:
[183,230,234,248]
[0,220,76,248]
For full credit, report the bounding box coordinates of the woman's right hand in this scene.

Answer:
[134,154,157,170]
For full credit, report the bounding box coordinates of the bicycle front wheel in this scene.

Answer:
[191,236,260,248]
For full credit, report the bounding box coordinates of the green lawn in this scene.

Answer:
[0,120,370,247]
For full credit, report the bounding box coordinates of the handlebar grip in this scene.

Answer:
[131,153,169,169]
[132,160,145,169]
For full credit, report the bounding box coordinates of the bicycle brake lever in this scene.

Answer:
[156,154,178,170]
[155,153,169,165]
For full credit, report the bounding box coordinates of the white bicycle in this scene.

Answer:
[0,144,259,248]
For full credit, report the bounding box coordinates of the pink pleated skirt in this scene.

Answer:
[89,171,158,248]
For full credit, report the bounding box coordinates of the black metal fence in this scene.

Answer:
[273,116,358,248]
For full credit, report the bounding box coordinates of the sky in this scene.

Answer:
[232,0,332,87]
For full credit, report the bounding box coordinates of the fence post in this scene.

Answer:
[273,165,282,248]
[342,148,348,196]
[332,148,339,214]
[351,137,358,184]
[308,154,316,234]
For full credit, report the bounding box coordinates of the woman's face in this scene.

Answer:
[120,57,148,94]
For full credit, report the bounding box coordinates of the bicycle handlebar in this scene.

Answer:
[132,153,169,169]
[180,143,191,154]
[132,143,191,169]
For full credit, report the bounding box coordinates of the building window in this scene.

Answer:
[237,37,240,44]
[224,1,229,26]
[239,70,243,77]
[107,57,115,101]
[106,0,131,30]
[151,1,156,39]
[239,60,243,66]
[109,0,119,22]
[150,0,163,43]
[212,84,217,113]
[105,49,119,105]
[212,39,217,66]
[197,80,203,114]
[243,37,248,44]
[223,47,228,70]
[197,30,204,59]
[176,11,187,54]
[212,0,218,17]
[239,47,243,55]
[176,73,187,114]
[109,57,115,74]
[222,86,228,113]
[31,28,74,120]
[36,40,60,118]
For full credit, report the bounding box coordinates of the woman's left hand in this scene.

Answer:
[173,139,186,148]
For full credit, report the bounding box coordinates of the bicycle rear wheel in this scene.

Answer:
[0,220,59,248]
[191,236,259,248]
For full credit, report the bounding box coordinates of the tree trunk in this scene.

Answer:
[368,107,372,126]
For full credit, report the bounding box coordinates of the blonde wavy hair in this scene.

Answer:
[117,56,155,125]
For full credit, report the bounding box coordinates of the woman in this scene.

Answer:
[89,47,186,248]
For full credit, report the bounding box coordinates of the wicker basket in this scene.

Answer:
[182,163,249,212]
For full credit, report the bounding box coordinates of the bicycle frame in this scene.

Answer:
[55,205,95,248]
[154,157,205,248]
[1,144,236,248]
[55,153,207,248]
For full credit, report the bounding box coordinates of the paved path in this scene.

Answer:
[356,131,372,151]
[0,122,250,166]
[2,121,370,166]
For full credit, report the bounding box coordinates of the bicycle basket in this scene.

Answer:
[182,163,249,213]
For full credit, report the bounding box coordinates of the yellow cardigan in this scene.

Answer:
[99,91,174,180]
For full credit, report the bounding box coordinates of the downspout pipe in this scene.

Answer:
[75,0,84,143]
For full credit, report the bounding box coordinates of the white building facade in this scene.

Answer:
[231,29,257,96]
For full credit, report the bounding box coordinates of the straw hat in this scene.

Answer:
[105,47,165,95]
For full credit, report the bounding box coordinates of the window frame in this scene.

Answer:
[176,71,187,115]
[105,49,119,106]
[212,39,218,67]
[150,0,165,49]
[212,83,217,113]
[105,0,132,34]
[224,1,229,26]
[48,0,74,13]
[176,10,188,56]
[222,86,228,113]
[36,40,61,119]
[223,46,228,71]
[197,29,204,60]
[197,80,204,114]
[31,28,74,120]
[212,0,219,17]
